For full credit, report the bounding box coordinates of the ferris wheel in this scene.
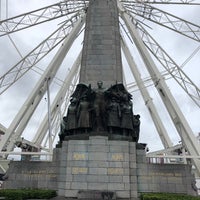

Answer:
[0,0,199,174]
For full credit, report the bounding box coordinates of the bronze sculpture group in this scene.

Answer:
[59,82,140,143]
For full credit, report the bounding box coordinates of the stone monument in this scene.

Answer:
[3,0,198,199]
[58,0,139,144]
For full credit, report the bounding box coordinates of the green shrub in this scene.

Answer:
[0,189,57,200]
[140,193,200,200]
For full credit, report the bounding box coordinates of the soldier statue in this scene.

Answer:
[59,82,141,143]
[133,114,141,142]
[93,81,107,131]
[107,97,121,134]
[77,96,92,133]
[121,100,134,136]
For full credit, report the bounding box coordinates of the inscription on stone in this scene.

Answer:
[72,167,88,174]
[108,168,123,175]
[73,153,87,160]
[111,153,123,161]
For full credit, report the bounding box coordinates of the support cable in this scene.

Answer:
[47,78,53,156]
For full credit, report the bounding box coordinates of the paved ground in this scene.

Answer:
[27,197,69,200]
[49,197,76,200]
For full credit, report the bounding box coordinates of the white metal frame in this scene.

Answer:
[0,13,86,154]
[32,51,82,147]
[121,36,173,149]
[118,0,200,175]
[0,0,199,175]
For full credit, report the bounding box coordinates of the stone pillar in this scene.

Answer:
[57,136,133,199]
[129,142,139,199]
[80,0,123,89]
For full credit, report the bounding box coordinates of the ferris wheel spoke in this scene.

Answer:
[134,21,200,108]
[120,0,200,5]
[33,52,81,146]
[123,3,200,42]
[0,14,86,153]
[0,12,83,95]
[0,1,88,37]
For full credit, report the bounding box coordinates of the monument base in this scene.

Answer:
[3,136,197,199]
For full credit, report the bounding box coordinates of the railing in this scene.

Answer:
[146,154,200,164]
[0,151,52,161]
[147,156,185,164]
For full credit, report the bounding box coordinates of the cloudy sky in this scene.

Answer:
[0,0,199,153]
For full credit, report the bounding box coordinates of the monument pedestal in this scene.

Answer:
[3,136,197,199]
[56,136,138,199]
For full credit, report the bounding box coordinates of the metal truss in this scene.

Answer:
[0,11,83,95]
[0,0,199,168]
[0,52,80,155]
[121,35,173,149]
[33,52,81,148]
[123,1,200,42]
[0,0,88,36]
[0,14,86,154]
[136,23,200,108]
[147,144,182,156]
[120,0,200,5]
[120,10,200,108]
[118,0,200,175]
